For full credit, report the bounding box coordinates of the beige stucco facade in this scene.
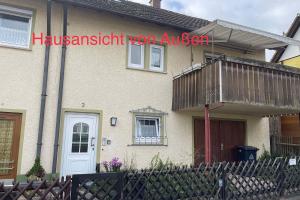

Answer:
[0,0,269,175]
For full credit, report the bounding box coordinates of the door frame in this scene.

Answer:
[192,116,247,164]
[57,109,103,175]
[0,109,26,179]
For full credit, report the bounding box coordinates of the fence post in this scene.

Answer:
[277,159,286,197]
[220,163,226,200]
[71,175,79,200]
[66,176,71,200]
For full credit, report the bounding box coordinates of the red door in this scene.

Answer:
[194,119,245,165]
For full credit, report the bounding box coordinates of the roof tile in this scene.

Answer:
[58,0,210,31]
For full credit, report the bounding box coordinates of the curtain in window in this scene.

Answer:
[0,119,14,175]
[131,44,142,65]
[151,47,161,68]
[0,13,30,47]
[137,119,159,138]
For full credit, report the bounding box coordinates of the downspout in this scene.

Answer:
[36,0,52,157]
[52,3,68,173]
[204,105,212,164]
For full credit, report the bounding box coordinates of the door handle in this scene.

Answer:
[221,143,224,151]
[91,137,96,147]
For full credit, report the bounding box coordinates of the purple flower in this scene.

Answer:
[102,158,122,172]
[110,157,122,169]
[102,161,109,172]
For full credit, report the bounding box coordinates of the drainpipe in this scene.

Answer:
[52,3,68,173]
[36,0,52,158]
[204,105,212,164]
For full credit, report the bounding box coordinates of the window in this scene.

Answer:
[72,122,89,153]
[0,5,33,48]
[130,106,168,145]
[135,116,161,144]
[127,40,166,73]
[128,42,144,68]
[150,44,164,72]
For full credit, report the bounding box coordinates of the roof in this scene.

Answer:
[55,0,210,31]
[271,14,300,63]
[192,19,300,51]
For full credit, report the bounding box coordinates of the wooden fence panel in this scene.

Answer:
[0,176,71,200]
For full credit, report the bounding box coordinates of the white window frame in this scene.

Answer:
[135,116,161,144]
[149,44,164,72]
[128,42,145,69]
[0,4,33,49]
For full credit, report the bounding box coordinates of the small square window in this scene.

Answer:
[0,5,33,48]
[135,116,161,144]
[128,42,144,69]
[150,44,164,72]
[72,143,80,153]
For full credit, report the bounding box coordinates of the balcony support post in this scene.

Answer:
[204,104,212,164]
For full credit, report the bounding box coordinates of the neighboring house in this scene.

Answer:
[0,0,300,180]
[271,15,300,139]
[272,14,300,68]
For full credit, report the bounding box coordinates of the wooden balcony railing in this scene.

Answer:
[172,56,300,115]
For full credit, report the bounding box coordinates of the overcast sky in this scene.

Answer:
[131,0,300,61]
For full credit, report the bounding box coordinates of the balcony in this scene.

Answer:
[172,56,300,116]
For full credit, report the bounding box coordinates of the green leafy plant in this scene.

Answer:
[150,153,174,170]
[123,153,137,170]
[258,145,272,161]
[26,157,46,179]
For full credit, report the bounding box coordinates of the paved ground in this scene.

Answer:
[281,195,300,200]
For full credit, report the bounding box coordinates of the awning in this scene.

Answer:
[192,19,300,51]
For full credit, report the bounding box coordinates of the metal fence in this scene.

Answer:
[1,157,300,200]
[271,135,300,156]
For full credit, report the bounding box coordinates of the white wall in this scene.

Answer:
[280,27,300,61]
[0,0,269,174]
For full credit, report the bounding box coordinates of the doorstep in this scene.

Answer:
[0,179,13,186]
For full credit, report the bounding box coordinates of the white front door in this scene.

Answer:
[61,113,99,177]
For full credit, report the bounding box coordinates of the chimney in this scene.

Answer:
[149,0,161,9]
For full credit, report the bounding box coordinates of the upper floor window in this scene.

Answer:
[150,44,164,72]
[0,5,33,48]
[127,39,166,73]
[128,42,144,69]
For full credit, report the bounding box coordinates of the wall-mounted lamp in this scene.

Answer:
[110,117,117,126]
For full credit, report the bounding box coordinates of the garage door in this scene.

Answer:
[194,119,246,165]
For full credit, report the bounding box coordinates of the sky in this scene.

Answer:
[131,0,300,61]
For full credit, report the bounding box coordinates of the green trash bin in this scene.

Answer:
[236,146,259,161]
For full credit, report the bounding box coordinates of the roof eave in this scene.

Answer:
[53,0,196,32]
[271,15,300,63]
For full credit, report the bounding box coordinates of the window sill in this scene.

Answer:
[0,43,32,51]
[127,144,168,147]
[126,67,167,74]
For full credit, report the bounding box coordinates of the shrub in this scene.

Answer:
[258,145,272,161]
[150,153,174,170]
[26,157,46,179]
